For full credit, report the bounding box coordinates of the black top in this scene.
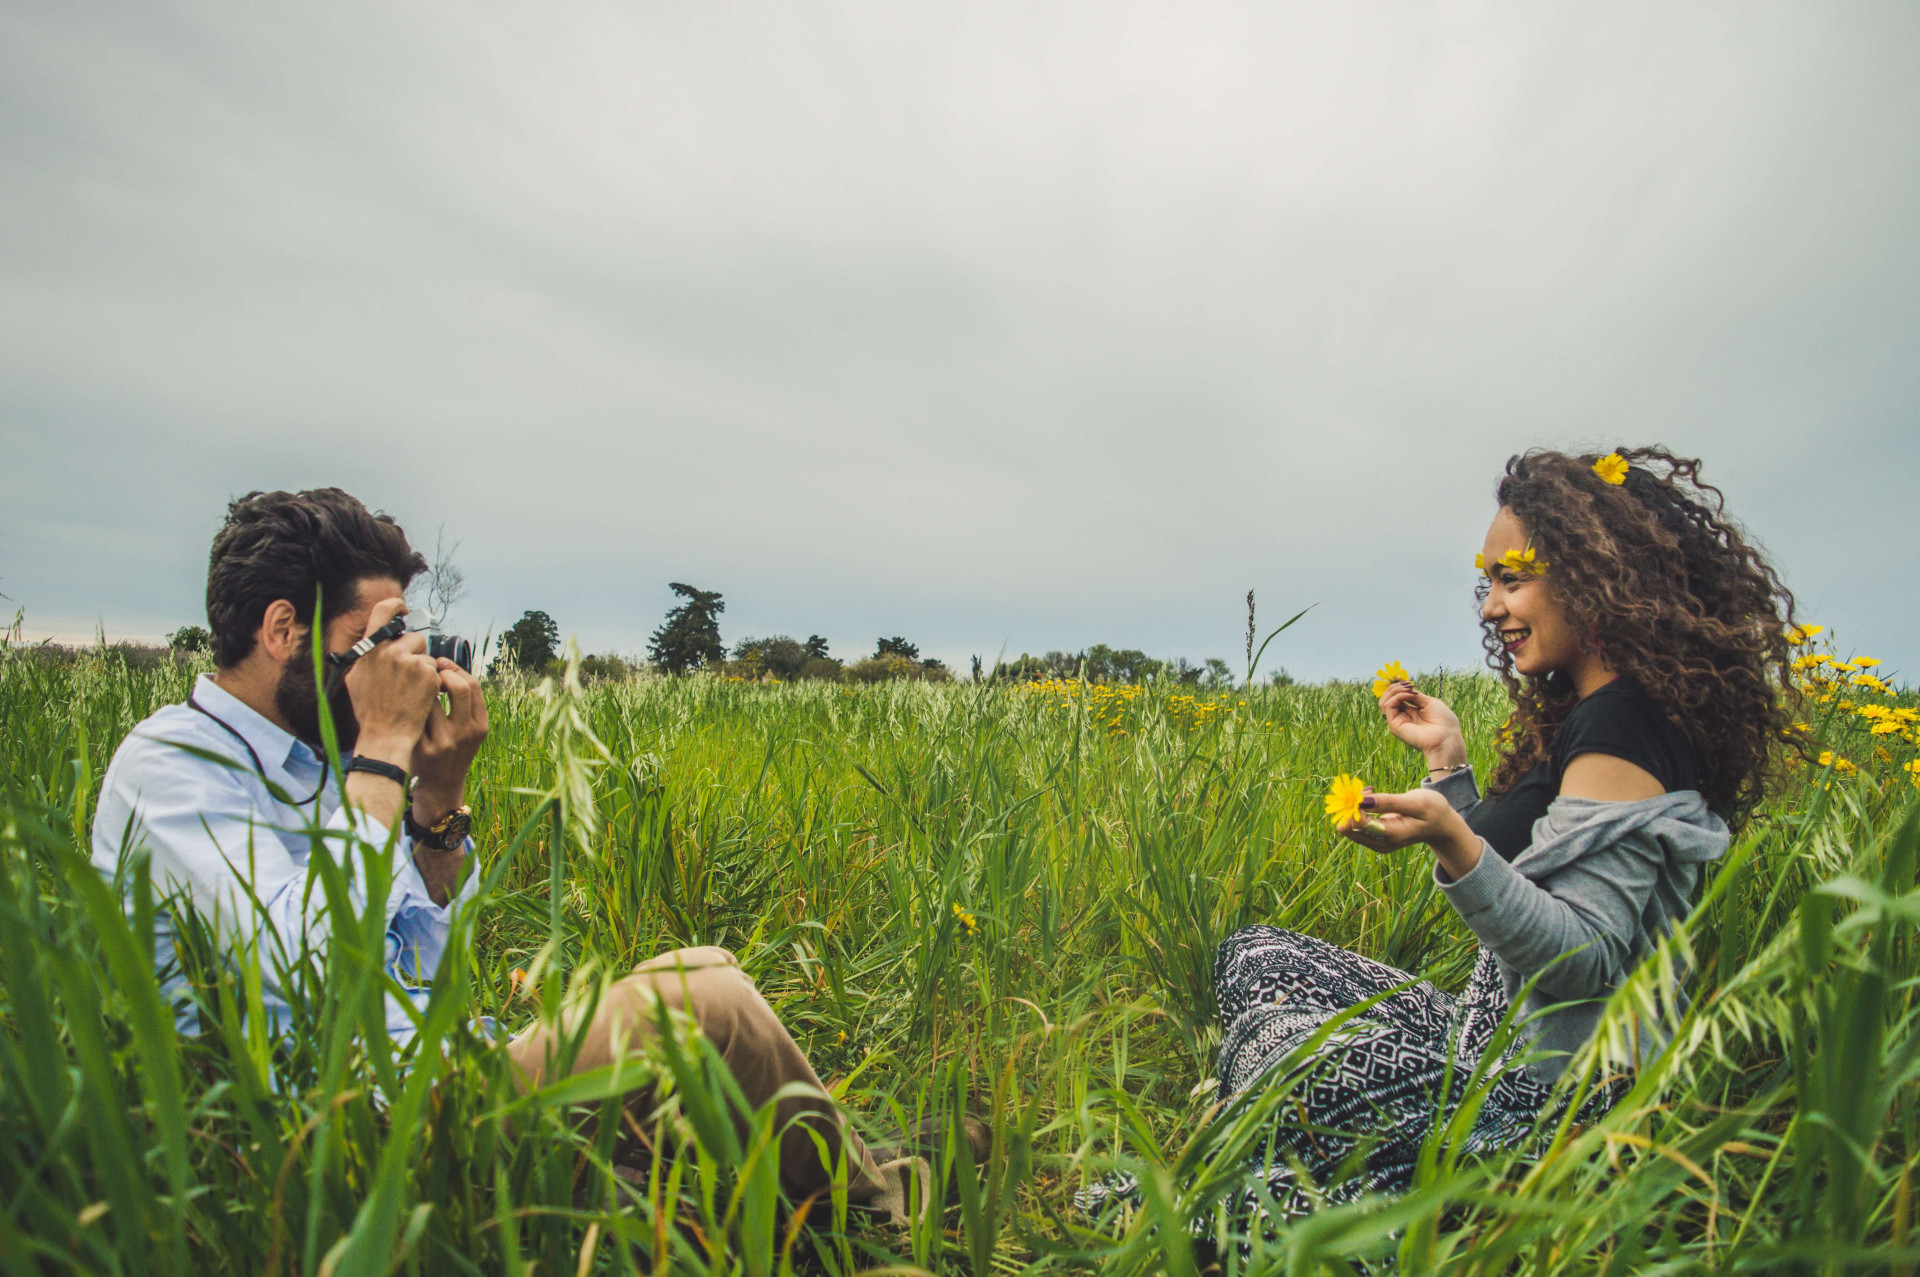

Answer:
[1465,680,1699,862]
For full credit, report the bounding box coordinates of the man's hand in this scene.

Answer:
[343,598,442,766]
[1337,787,1484,880]
[340,598,439,835]
[410,660,489,827]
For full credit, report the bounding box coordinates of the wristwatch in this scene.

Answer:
[406,803,472,851]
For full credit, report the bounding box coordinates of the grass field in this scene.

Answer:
[1,637,1917,1274]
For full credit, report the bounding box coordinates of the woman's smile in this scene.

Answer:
[1500,627,1531,654]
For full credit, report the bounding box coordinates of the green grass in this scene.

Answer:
[2,642,1918,1274]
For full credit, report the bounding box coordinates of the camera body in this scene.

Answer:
[328,618,475,679]
[427,633,474,673]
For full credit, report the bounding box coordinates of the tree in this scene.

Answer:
[423,526,467,629]
[167,625,211,653]
[498,610,559,672]
[733,635,810,680]
[648,583,725,675]
[876,637,919,660]
[804,635,831,659]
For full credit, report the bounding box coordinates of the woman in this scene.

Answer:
[1098,447,1799,1235]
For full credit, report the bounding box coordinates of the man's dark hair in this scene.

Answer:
[206,489,427,668]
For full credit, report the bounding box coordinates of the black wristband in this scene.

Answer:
[344,756,409,787]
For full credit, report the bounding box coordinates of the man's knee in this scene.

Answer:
[634,945,739,977]
[630,947,767,1044]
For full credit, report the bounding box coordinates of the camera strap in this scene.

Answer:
[321,616,410,697]
[187,691,330,808]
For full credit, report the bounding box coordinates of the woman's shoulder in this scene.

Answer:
[1553,680,1698,789]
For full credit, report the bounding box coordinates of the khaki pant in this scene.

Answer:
[504,946,886,1201]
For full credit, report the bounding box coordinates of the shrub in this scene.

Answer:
[166,625,211,653]
[844,654,952,684]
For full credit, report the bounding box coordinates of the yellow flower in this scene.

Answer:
[1785,623,1825,644]
[1592,452,1630,485]
[1853,656,1880,668]
[951,902,977,936]
[1324,774,1367,827]
[1371,661,1411,698]
[1497,546,1548,575]
[1473,551,1487,571]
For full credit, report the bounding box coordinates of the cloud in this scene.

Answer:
[3,1,1917,678]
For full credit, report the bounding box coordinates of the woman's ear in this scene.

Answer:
[257,598,304,664]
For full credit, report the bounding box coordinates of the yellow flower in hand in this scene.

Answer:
[1372,661,1410,698]
[1324,774,1367,827]
[1592,453,1630,485]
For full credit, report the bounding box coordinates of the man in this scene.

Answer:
[91,487,918,1215]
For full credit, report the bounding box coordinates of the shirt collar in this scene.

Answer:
[190,673,322,779]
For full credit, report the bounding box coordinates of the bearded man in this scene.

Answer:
[91,488,930,1216]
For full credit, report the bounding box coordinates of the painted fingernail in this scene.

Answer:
[1360,795,1376,810]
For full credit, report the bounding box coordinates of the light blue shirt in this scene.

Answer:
[90,673,478,1044]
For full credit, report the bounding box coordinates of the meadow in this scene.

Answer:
[1,634,1916,1275]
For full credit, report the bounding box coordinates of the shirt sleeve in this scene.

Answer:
[98,734,335,961]
[384,832,479,981]
[1434,825,1666,1001]
[97,732,471,983]
[1553,690,1682,792]
[1424,765,1481,815]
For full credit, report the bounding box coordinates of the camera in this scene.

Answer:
[427,633,473,672]
[329,618,474,677]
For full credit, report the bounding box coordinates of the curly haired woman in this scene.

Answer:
[1086,447,1801,1238]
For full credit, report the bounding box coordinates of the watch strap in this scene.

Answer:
[406,804,471,850]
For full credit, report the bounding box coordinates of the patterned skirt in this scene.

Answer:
[1077,924,1622,1237]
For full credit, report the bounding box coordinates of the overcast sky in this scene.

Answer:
[3,2,1916,682]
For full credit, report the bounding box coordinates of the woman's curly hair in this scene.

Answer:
[1481,446,1798,826]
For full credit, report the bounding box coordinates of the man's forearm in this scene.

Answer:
[343,771,406,833]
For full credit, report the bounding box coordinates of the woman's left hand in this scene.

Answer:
[1338,787,1484,878]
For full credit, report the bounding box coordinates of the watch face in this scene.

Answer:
[437,810,472,847]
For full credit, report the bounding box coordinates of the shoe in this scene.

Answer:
[883,1114,993,1167]
[862,1155,933,1227]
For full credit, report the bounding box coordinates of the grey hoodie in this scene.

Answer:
[1426,768,1730,1082]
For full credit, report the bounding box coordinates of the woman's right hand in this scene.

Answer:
[1378,682,1467,771]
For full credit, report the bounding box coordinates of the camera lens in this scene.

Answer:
[428,634,474,672]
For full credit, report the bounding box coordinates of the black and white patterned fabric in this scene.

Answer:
[1076,925,1624,1242]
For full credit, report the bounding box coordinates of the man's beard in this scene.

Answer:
[275,647,360,753]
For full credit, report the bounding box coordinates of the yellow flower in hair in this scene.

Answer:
[1474,552,1487,572]
[1592,452,1630,485]
[1498,546,1548,575]
[1371,661,1410,698]
[1324,774,1367,827]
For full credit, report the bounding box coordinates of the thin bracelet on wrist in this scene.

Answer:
[1426,762,1471,779]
